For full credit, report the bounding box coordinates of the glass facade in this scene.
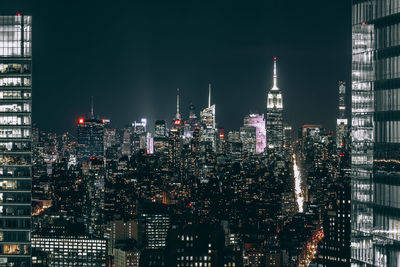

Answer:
[0,15,32,267]
[351,1,400,266]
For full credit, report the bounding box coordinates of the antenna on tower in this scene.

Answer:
[272,57,278,90]
[175,88,181,120]
[90,96,94,118]
[208,83,211,108]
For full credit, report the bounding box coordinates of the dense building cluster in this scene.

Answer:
[6,4,397,266]
[28,58,351,267]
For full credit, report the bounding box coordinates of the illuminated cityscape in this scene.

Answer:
[0,1,377,266]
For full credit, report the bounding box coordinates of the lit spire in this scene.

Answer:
[175,88,181,120]
[208,83,211,108]
[90,96,94,119]
[272,57,279,90]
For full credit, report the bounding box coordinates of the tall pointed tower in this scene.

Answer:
[266,57,283,150]
[175,88,181,121]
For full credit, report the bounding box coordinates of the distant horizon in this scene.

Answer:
[3,0,351,134]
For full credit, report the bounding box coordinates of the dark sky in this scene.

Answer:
[3,0,351,134]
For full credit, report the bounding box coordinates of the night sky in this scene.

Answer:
[3,1,351,134]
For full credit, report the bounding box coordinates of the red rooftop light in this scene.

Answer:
[339,154,345,157]
[362,21,366,25]
[274,57,277,60]
[78,118,84,124]
[16,13,21,16]
[174,120,181,126]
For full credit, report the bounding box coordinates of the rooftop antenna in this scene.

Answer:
[175,88,181,120]
[90,96,94,118]
[272,57,278,90]
[208,83,211,108]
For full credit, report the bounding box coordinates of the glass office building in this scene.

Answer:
[351,1,400,266]
[0,15,32,266]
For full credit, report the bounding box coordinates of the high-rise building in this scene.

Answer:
[283,125,292,149]
[138,202,171,250]
[351,3,400,265]
[240,126,256,155]
[114,242,140,267]
[77,114,105,162]
[154,120,167,138]
[32,234,107,266]
[107,220,139,256]
[336,81,348,148]
[200,83,216,129]
[266,57,283,150]
[132,118,147,153]
[0,14,32,266]
[244,114,266,154]
[83,157,106,237]
[169,90,183,174]
[200,84,217,150]
[317,79,351,267]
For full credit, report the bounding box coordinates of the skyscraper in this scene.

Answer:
[243,113,266,154]
[351,2,400,266]
[169,89,183,174]
[200,83,216,129]
[266,57,283,150]
[0,14,32,266]
[200,83,217,150]
[240,126,256,155]
[77,108,105,162]
[336,81,348,148]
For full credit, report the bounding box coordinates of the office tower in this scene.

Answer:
[168,124,182,174]
[266,57,283,150]
[317,80,351,267]
[0,14,32,266]
[350,3,400,266]
[107,220,139,256]
[114,242,140,267]
[132,118,147,153]
[168,89,183,173]
[82,157,106,237]
[336,81,348,148]
[77,113,105,162]
[283,125,292,149]
[154,120,168,155]
[32,234,107,266]
[154,120,167,138]
[240,126,257,155]
[103,119,116,150]
[138,203,171,250]
[165,223,225,266]
[200,84,217,150]
[121,128,131,157]
[243,113,266,154]
[200,83,216,129]
[228,131,242,161]
[216,129,229,154]
[146,132,153,154]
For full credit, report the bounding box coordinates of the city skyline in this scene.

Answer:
[2,0,351,133]
[0,1,367,266]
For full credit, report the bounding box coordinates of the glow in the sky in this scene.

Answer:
[293,154,304,213]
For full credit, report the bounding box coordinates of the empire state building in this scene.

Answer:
[266,57,283,150]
